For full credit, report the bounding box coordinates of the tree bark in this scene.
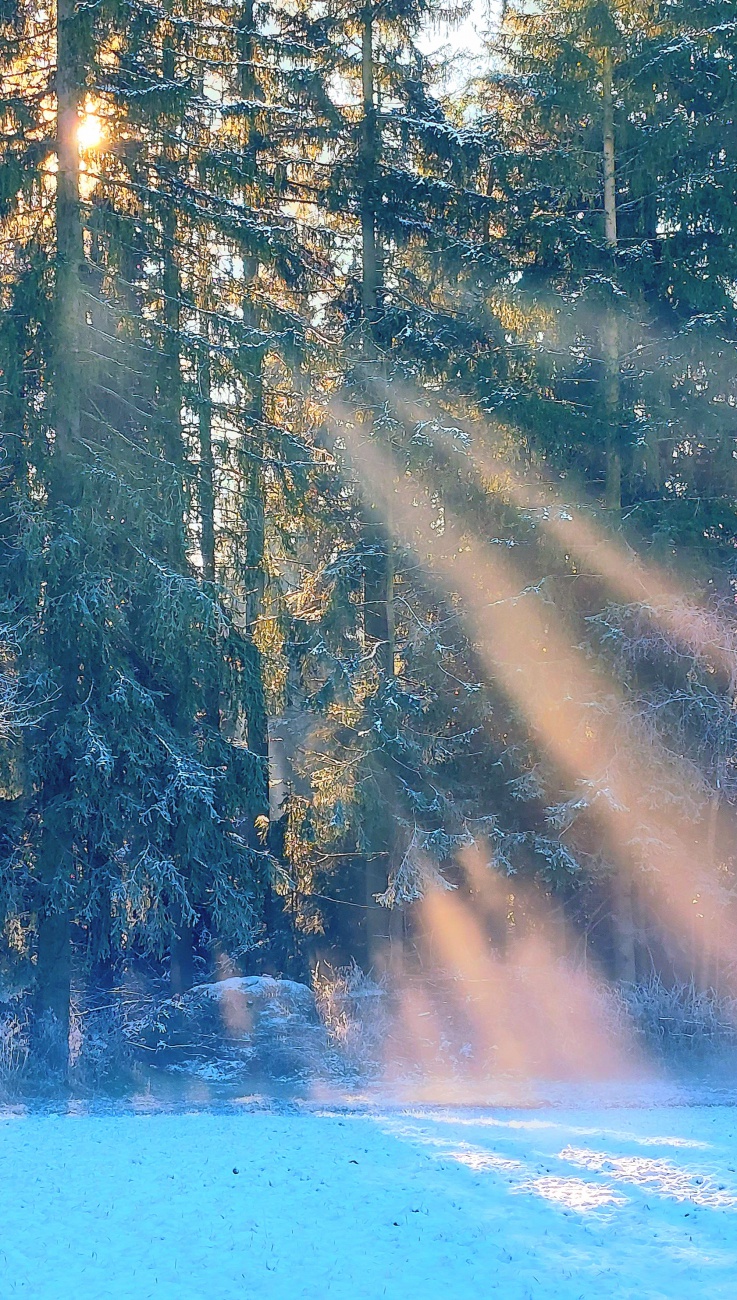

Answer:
[54,0,83,460]
[363,526,395,680]
[603,314,621,513]
[358,2,397,959]
[160,33,195,989]
[33,829,73,1072]
[359,0,394,681]
[361,4,379,319]
[601,46,621,516]
[198,310,216,586]
[237,0,270,839]
[602,49,617,250]
[611,869,637,985]
[602,50,637,982]
[698,791,720,991]
[170,915,196,996]
[242,354,270,833]
[32,0,85,1068]
[198,305,221,738]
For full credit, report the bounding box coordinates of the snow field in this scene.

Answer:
[0,1103,736,1298]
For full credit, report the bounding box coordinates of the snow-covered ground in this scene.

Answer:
[2,1099,737,1298]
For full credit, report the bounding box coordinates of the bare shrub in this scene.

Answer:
[0,1006,29,1081]
[313,961,389,1076]
[69,998,135,1090]
[616,975,737,1058]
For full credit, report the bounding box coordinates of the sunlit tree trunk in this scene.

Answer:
[361,5,379,320]
[602,50,637,983]
[602,46,621,516]
[159,32,197,994]
[242,335,266,655]
[238,0,270,821]
[602,48,617,250]
[32,0,84,1067]
[198,310,216,587]
[160,37,187,568]
[359,2,397,961]
[241,344,270,810]
[360,0,394,682]
[197,299,223,747]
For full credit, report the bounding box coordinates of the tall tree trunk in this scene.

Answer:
[198,310,216,587]
[242,352,269,790]
[54,0,83,461]
[359,0,394,681]
[611,869,637,985]
[159,33,196,990]
[359,2,396,960]
[602,49,617,250]
[359,1,393,677]
[698,791,720,991]
[237,1,270,861]
[602,46,621,516]
[363,533,395,682]
[170,922,195,996]
[243,352,266,650]
[34,829,73,1069]
[361,4,378,321]
[197,305,221,738]
[603,314,621,513]
[602,47,636,983]
[32,0,85,1068]
[238,347,271,937]
[239,0,269,781]
[169,821,195,995]
[160,63,187,567]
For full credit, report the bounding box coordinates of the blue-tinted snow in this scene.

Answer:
[1,1101,736,1297]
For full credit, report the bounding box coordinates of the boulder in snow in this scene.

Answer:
[130,975,327,1080]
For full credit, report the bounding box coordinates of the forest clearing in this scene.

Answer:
[2,1100,737,1298]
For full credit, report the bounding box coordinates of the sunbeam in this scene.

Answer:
[328,393,737,1009]
[369,374,737,687]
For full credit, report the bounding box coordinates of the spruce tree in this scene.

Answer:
[0,0,311,1062]
[454,0,737,981]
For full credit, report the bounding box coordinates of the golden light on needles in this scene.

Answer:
[77,113,102,151]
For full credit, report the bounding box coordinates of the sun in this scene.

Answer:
[77,113,102,151]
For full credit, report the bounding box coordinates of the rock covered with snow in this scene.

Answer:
[194,975,318,1024]
[129,974,329,1080]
